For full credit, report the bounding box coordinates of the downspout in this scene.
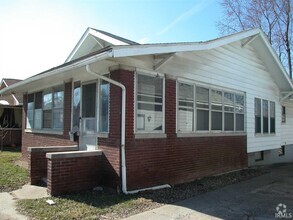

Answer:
[86,65,171,194]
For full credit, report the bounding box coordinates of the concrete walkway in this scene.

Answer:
[125,164,293,220]
[0,185,48,220]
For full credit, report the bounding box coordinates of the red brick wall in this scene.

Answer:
[98,69,135,189]
[22,82,76,160]
[105,71,247,191]
[47,155,101,195]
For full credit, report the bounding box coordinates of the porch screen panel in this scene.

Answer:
[99,80,109,132]
[137,74,163,132]
[34,92,42,129]
[82,83,96,118]
[43,90,52,128]
[178,83,194,132]
[26,94,34,129]
[196,86,209,131]
[72,82,81,130]
[53,86,64,129]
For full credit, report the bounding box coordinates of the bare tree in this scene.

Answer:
[217,0,293,78]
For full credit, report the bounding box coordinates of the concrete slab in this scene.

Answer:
[11,184,48,200]
[0,193,27,220]
[0,185,48,220]
[124,164,293,220]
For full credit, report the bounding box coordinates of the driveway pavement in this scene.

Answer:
[125,163,293,220]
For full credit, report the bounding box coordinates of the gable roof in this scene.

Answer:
[1,28,292,95]
[65,27,138,63]
[0,78,23,105]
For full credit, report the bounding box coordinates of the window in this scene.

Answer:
[282,106,286,123]
[279,145,285,156]
[255,151,264,161]
[136,73,164,132]
[254,98,275,135]
[196,87,209,131]
[270,102,275,133]
[99,80,109,132]
[235,94,245,131]
[211,90,222,130]
[178,83,194,132]
[224,92,234,131]
[255,98,261,133]
[26,85,64,130]
[177,81,245,133]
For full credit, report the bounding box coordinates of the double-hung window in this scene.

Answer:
[178,83,194,132]
[211,90,222,131]
[254,98,275,134]
[177,81,245,133]
[136,72,164,132]
[196,87,209,131]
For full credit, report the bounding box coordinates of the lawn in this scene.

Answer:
[0,148,29,192]
[17,168,266,220]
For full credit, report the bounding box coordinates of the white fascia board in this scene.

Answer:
[0,50,112,96]
[65,28,91,63]
[89,29,129,46]
[258,31,293,90]
[111,29,262,58]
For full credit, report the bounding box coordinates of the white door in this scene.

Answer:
[79,82,98,150]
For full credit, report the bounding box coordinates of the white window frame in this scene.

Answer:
[70,77,110,135]
[254,97,275,135]
[176,79,246,134]
[134,70,165,134]
[25,84,65,133]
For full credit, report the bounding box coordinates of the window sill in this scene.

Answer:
[255,133,276,137]
[97,133,109,138]
[177,132,246,138]
[135,133,167,139]
[25,129,63,135]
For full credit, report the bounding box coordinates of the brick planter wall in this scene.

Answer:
[28,146,78,185]
[47,151,102,195]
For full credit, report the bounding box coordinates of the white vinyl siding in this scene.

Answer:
[160,41,281,153]
[281,103,293,145]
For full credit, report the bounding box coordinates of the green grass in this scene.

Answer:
[0,148,29,192]
[17,191,156,220]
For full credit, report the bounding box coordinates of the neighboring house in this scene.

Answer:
[1,27,293,195]
[0,78,23,147]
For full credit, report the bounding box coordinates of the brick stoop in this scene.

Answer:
[28,146,78,185]
[46,150,103,195]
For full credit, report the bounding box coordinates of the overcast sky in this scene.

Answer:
[0,0,222,81]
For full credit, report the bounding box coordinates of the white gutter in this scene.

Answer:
[86,65,171,194]
[0,50,112,96]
